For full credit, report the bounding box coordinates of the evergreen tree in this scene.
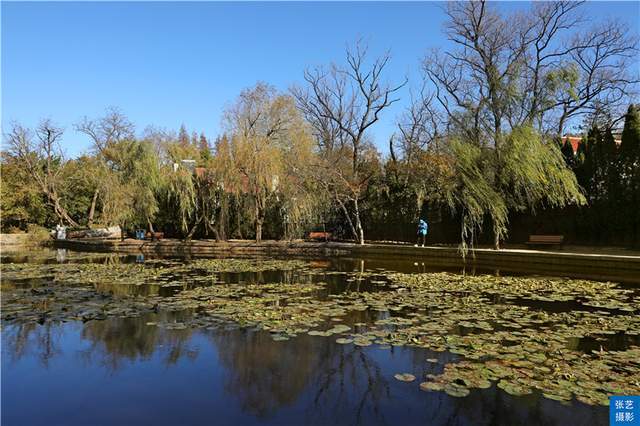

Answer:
[178,124,189,147]
[620,104,640,246]
[198,133,211,162]
[620,104,640,170]
[602,128,623,239]
[575,129,598,200]
[560,137,576,168]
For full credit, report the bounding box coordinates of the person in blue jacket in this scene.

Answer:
[415,218,428,247]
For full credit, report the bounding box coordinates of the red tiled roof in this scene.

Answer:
[194,167,207,178]
[563,136,582,155]
[562,135,621,155]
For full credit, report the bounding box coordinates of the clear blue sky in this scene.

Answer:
[2,1,638,157]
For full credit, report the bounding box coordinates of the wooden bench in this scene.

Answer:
[145,231,164,241]
[526,235,564,247]
[308,232,332,241]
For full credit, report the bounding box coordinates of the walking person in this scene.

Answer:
[415,218,428,247]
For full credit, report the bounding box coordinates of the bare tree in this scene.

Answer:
[422,0,638,248]
[425,1,638,138]
[5,120,78,226]
[391,85,444,167]
[553,19,639,134]
[293,42,407,244]
[76,107,135,153]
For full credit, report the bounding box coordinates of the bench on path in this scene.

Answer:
[526,235,564,247]
[308,232,332,241]
[145,231,164,241]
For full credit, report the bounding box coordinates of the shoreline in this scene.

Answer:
[47,238,640,284]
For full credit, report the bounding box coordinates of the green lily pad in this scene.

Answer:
[444,384,470,397]
[394,373,416,382]
[420,382,444,392]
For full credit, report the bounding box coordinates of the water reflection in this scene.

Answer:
[78,312,199,371]
[1,249,623,425]
[2,322,62,367]
[211,326,399,423]
[1,316,608,426]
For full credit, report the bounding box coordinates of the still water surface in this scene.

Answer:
[1,249,616,426]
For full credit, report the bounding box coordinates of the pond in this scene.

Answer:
[2,248,639,426]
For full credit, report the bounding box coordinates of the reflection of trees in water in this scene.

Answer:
[211,328,392,424]
[211,328,319,418]
[2,322,62,367]
[92,282,164,297]
[3,318,608,425]
[217,269,314,285]
[78,311,198,371]
[421,385,606,426]
[1,312,198,372]
[307,344,391,425]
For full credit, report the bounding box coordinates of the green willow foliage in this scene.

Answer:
[126,141,162,228]
[500,127,585,213]
[164,168,197,235]
[443,140,506,254]
[0,107,633,247]
[443,126,585,253]
[101,140,162,229]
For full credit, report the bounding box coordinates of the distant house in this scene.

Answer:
[172,159,197,173]
[194,167,207,179]
[562,134,622,155]
[562,136,583,155]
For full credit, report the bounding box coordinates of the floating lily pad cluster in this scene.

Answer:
[2,258,313,287]
[1,257,639,406]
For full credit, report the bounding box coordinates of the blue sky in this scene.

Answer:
[2,1,639,157]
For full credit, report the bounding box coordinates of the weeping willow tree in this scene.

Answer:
[275,119,323,239]
[159,149,227,240]
[500,127,585,213]
[443,126,585,252]
[96,139,162,235]
[163,166,197,237]
[442,140,506,255]
[223,83,319,242]
[423,1,635,248]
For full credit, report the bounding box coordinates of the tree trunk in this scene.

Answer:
[336,197,358,242]
[493,130,503,251]
[147,219,155,240]
[255,220,263,242]
[186,215,202,240]
[234,195,243,239]
[52,195,79,227]
[557,112,568,137]
[87,188,99,227]
[255,202,263,242]
[217,194,227,240]
[205,216,219,241]
[353,198,365,245]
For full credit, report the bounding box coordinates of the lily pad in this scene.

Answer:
[444,384,470,397]
[394,373,416,382]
